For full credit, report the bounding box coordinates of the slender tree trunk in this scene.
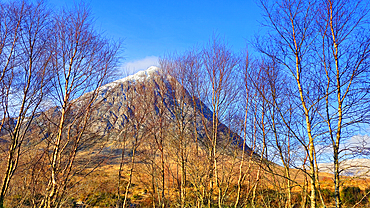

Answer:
[302,170,308,208]
[117,132,127,208]
[286,167,292,208]
[295,52,316,208]
[331,9,342,206]
[123,139,137,208]
[235,98,249,208]
[40,95,68,208]
[252,103,266,208]
[152,162,156,208]
[161,145,165,208]
[180,146,186,208]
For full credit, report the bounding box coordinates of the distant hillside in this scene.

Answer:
[318,158,370,177]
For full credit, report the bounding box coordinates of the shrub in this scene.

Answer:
[84,192,117,207]
[341,186,363,206]
[364,187,370,204]
[320,188,334,204]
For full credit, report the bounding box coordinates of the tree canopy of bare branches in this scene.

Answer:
[0,1,121,207]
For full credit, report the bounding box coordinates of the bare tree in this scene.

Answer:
[316,0,370,207]
[144,73,170,208]
[256,0,322,207]
[232,51,248,207]
[257,0,370,207]
[249,57,308,208]
[160,48,210,207]
[160,51,203,207]
[0,1,52,207]
[121,80,153,208]
[198,36,240,208]
[36,4,120,207]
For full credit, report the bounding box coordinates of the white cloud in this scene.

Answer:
[343,135,370,156]
[318,158,370,177]
[121,56,159,76]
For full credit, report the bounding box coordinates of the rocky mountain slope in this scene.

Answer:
[86,66,249,154]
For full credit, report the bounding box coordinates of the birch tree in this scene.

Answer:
[0,2,52,207]
[257,0,370,207]
[256,0,320,207]
[38,4,120,207]
[317,0,370,207]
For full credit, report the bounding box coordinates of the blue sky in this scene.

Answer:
[48,0,262,76]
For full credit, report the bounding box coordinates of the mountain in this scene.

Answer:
[87,66,250,155]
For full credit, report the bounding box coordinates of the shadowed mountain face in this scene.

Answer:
[87,66,250,154]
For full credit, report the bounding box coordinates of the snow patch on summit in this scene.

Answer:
[100,66,160,92]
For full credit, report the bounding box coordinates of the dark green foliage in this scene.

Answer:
[320,188,334,204]
[341,186,363,206]
[84,192,118,207]
[364,187,370,204]
[257,188,285,208]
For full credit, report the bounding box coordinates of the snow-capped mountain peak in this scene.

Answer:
[100,66,160,92]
